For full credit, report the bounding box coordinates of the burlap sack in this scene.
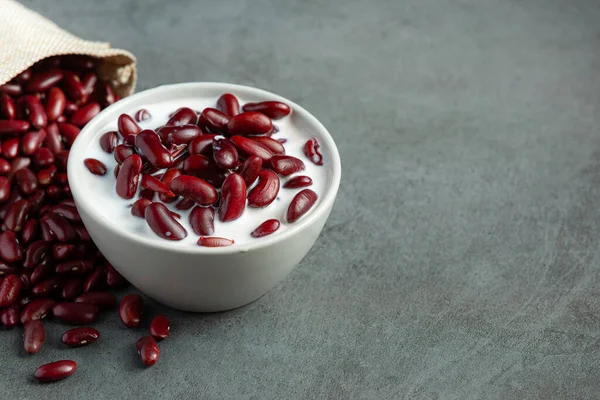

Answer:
[0,0,136,97]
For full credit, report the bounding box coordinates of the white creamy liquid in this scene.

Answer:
[83,96,327,247]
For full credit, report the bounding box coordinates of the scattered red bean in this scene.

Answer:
[119,294,143,328]
[117,114,141,137]
[24,320,45,354]
[116,154,143,199]
[34,360,77,382]
[198,108,229,133]
[1,304,20,327]
[218,173,247,222]
[20,298,55,324]
[270,155,306,176]
[149,315,170,340]
[229,135,273,165]
[52,302,99,325]
[137,335,160,366]
[0,274,22,306]
[170,175,217,206]
[167,107,197,126]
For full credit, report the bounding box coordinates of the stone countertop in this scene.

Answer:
[2,0,600,398]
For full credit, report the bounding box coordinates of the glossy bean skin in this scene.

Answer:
[34,360,77,382]
[144,203,187,240]
[119,294,143,328]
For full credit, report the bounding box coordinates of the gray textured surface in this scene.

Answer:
[2,0,600,398]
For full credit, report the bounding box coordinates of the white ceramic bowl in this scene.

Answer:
[67,82,341,312]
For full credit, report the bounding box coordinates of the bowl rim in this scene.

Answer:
[67,82,342,254]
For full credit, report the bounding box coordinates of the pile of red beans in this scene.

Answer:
[0,56,169,382]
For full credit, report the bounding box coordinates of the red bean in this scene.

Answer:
[135,109,151,122]
[75,292,116,309]
[139,188,155,201]
[23,240,50,268]
[287,189,318,223]
[116,154,143,199]
[0,93,16,120]
[44,87,66,122]
[0,274,22,307]
[83,158,107,176]
[131,198,152,218]
[51,204,81,222]
[33,147,54,168]
[183,154,213,176]
[140,173,175,196]
[70,102,100,127]
[218,173,246,222]
[34,360,77,382]
[41,213,76,242]
[188,134,217,155]
[21,219,38,244]
[32,277,62,297]
[135,130,173,168]
[284,175,313,189]
[58,122,80,146]
[158,168,182,203]
[114,144,135,164]
[61,55,96,71]
[20,298,55,324]
[238,155,262,186]
[0,159,11,175]
[105,263,126,288]
[55,260,94,276]
[100,131,118,153]
[44,123,62,154]
[98,82,116,108]
[22,96,48,129]
[251,136,286,155]
[212,137,239,169]
[52,302,99,325]
[189,206,215,236]
[230,135,273,165]
[0,262,18,276]
[0,232,23,263]
[251,219,281,238]
[63,101,78,116]
[15,168,38,195]
[0,120,30,138]
[61,278,84,300]
[1,304,20,327]
[0,176,10,202]
[117,113,141,137]
[242,101,291,119]
[198,108,229,133]
[74,226,91,241]
[167,107,197,126]
[119,294,143,327]
[158,124,202,145]
[217,93,240,117]
[144,202,187,240]
[227,112,273,135]
[197,236,234,247]
[61,327,100,347]
[81,73,98,97]
[304,137,323,166]
[2,137,20,159]
[0,83,22,96]
[83,266,105,292]
[247,170,279,208]
[24,320,45,354]
[26,69,64,93]
[270,155,305,176]
[63,71,86,103]
[137,335,160,366]
[170,175,217,205]
[149,315,170,340]
[30,260,54,286]
[175,197,195,210]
